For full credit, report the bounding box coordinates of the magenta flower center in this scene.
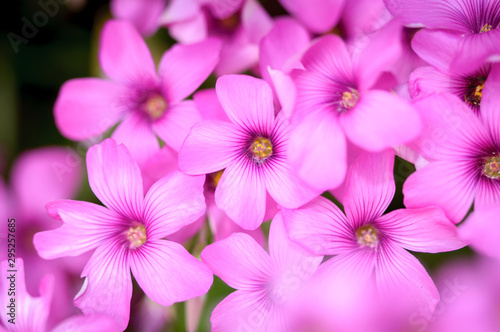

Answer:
[482,155,500,179]
[144,95,167,120]
[340,89,359,112]
[480,23,492,33]
[356,225,379,248]
[250,137,273,161]
[464,81,484,107]
[126,224,147,249]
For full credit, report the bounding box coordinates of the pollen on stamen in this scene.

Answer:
[126,224,147,249]
[480,23,492,33]
[356,225,379,248]
[340,89,359,111]
[145,95,167,120]
[250,137,273,161]
[482,155,500,180]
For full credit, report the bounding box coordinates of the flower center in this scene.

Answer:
[339,89,359,112]
[464,81,484,107]
[356,225,379,248]
[480,23,492,33]
[126,224,147,249]
[144,95,167,120]
[482,155,500,179]
[219,13,240,30]
[250,137,273,161]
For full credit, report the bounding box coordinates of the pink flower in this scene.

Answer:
[403,93,500,224]
[459,205,500,260]
[33,139,212,329]
[283,150,464,311]
[386,0,500,74]
[278,0,345,34]
[289,20,422,191]
[179,75,318,230]
[54,19,220,166]
[200,213,323,331]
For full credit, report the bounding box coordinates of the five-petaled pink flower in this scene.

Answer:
[179,74,318,230]
[34,139,212,329]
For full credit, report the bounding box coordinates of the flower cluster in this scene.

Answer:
[2,0,500,331]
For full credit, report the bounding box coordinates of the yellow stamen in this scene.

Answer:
[250,137,273,161]
[341,89,359,110]
[480,23,492,33]
[483,155,500,179]
[356,225,379,248]
[145,95,167,120]
[126,224,147,249]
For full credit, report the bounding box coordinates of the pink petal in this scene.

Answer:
[0,259,53,331]
[168,10,208,44]
[354,19,403,92]
[459,206,500,259]
[130,239,212,305]
[375,241,439,312]
[201,233,273,290]
[111,0,164,36]
[216,75,275,133]
[481,64,500,143]
[375,207,465,253]
[343,150,395,228]
[269,212,323,278]
[11,147,82,221]
[210,289,279,332]
[215,157,267,230]
[86,139,144,221]
[34,200,127,259]
[268,68,296,117]
[160,0,199,24]
[200,0,244,18]
[112,113,159,167]
[403,160,479,224]
[141,146,179,192]
[451,29,500,74]
[283,197,356,256]
[152,100,203,151]
[475,178,500,210]
[288,110,347,191]
[193,88,229,122]
[408,66,454,99]
[52,315,122,332]
[278,0,345,34]
[159,38,221,103]
[410,93,491,161]
[241,0,274,44]
[142,171,206,239]
[411,29,461,73]
[340,90,422,151]
[74,239,132,330]
[99,20,157,85]
[54,78,128,140]
[178,120,243,174]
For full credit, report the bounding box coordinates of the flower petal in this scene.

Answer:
[411,29,461,73]
[99,20,157,85]
[193,88,230,122]
[86,139,144,221]
[343,150,395,228]
[54,78,128,140]
[143,171,206,239]
[375,207,465,253]
[74,239,132,330]
[403,160,479,224]
[481,63,500,144]
[459,206,500,259]
[52,315,122,332]
[178,120,244,175]
[34,200,127,259]
[153,100,202,151]
[112,113,159,167]
[159,38,221,103]
[451,29,500,74]
[200,0,244,18]
[215,156,267,230]
[201,233,274,290]
[340,90,422,152]
[130,239,212,305]
[278,0,345,34]
[110,0,164,36]
[408,66,454,99]
[283,196,356,256]
[474,178,500,210]
[216,75,275,134]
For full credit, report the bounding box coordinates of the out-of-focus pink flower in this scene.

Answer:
[283,150,464,313]
[179,75,318,230]
[201,213,323,331]
[278,0,345,34]
[0,259,121,332]
[403,93,500,224]
[54,20,220,166]
[386,0,500,74]
[34,139,212,329]
[459,205,500,260]
[289,20,422,191]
